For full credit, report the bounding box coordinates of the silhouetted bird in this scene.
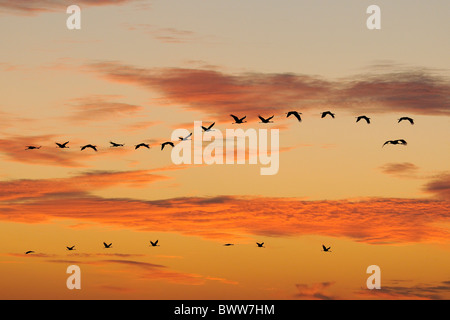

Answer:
[321,111,335,118]
[202,122,215,132]
[103,242,112,248]
[25,251,34,254]
[382,139,407,147]
[66,246,76,251]
[258,115,274,123]
[322,245,331,252]
[230,114,247,124]
[356,115,370,124]
[256,242,265,248]
[286,111,302,122]
[161,142,174,150]
[25,146,41,150]
[150,240,159,247]
[80,144,97,152]
[110,141,124,147]
[398,117,414,125]
[56,141,70,148]
[179,133,192,141]
[135,143,150,150]
[224,243,234,246]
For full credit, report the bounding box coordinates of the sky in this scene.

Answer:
[0,0,449,300]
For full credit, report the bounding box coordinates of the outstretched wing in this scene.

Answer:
[208,122,215,130]
[230,114,240,122]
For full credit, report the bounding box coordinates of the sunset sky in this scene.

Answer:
[0,0,449,300]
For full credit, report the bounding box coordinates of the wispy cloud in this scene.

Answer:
[356,281,450,300]
[65,95,144,123]
[294,282,336,300]
[423,173,450,200]
[0,0,141,16]
[0,186,448,244]
[89,61,450,120]
[379,162,420,178]
[123,23,211,44]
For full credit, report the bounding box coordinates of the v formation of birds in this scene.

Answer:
[24,112,414,151]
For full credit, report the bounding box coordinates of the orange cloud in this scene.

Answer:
[294,282,336,300]
[89,62,450,120]
[0,169,168,202]
[356,281,450,300]
[0,134,90,167]
[0,180,448,244]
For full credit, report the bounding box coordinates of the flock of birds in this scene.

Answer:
[23,111,415,151]
[24,241,332,254]
[21,110,415,256]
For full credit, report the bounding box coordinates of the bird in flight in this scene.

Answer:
[322,245,331,252]
[80,144,97,152]
[25,146,41,150]
[256,242,265,248]
[179,133,192,141]
[286,111,302,122]
[66,246,76,251]
[382,139,407,147]
[230,114,247,124]
[56,141,70,149]
[103,242,112,249]
[25,251,34,254]
[224,243,234,246]
[202,122,215,132]
[150,240,159,247]
[110,141,124,147]
[161,142,174,150]
[135,143,150,150]
[398,117,414,125]
[356,115,370,124]
[321,111,335,118]
[258,115,274,123]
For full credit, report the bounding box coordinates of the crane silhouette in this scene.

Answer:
[258,115,274,123]
[161,142,174,150]
[286,111,302,122]
[56,141,70,149]
[321,111,335,118]
[230,114,247,124]
[382,139,407,147]
[398,117,414,125]
[103,242,112,248]
[256,242,265,248]
[356,115,370,124]
[179,133,192,141]
[110,141,124,147]
[322,245,331,252]
[80,144,97,152]
[150,240,159,247]
[202,122,215,132]
[25,146,41,150]
[66,246,76,251]
[135,143,150,150]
